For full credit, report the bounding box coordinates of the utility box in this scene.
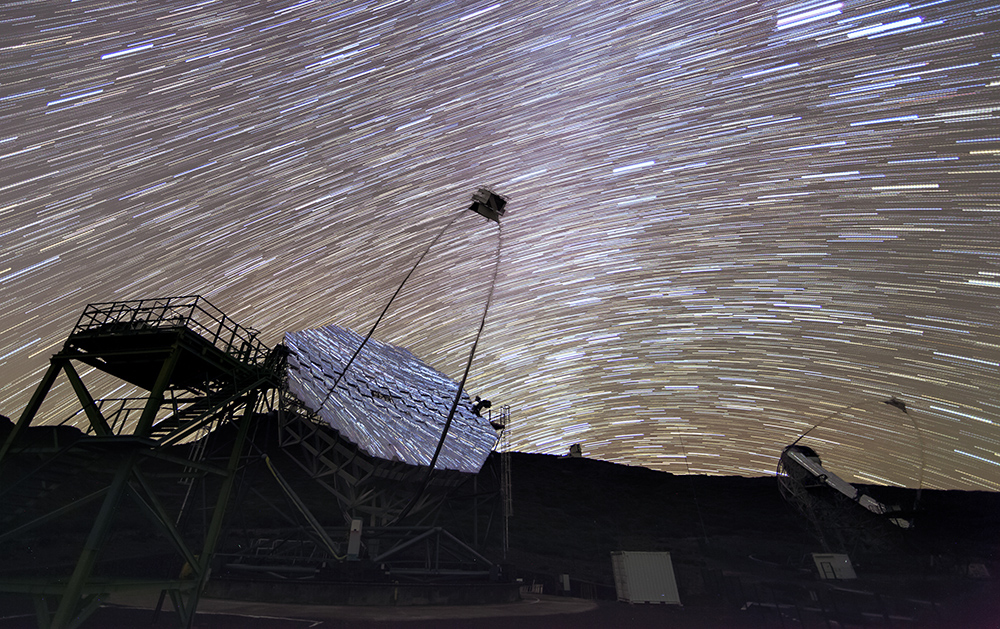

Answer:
[347,518,363,561]
[559,573,571,593]
[812,553,857,580]
[611,551,681,605]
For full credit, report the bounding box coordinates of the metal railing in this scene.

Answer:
[70,295,269,365]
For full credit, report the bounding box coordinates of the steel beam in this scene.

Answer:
[127,468,200,571]
[49,451,137,629]
[183,391,259,629]
[0,358,63,465]
[0,487,108,544]
[135,341,184,436]
[61,362,111,436]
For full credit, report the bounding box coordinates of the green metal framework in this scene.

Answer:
[275,395,467,527]
[210,396,503,582]
[0,296,284,629]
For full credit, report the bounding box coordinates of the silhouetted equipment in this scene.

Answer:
[884,396,908,414]
[0,191,513,619]
[0,296,285,629]
[222,325,502,582]
[777,444,908,555]
[277,324,498,526]
[777,395,923,557]
[473,396,492,417]
[220,189,507,583]
[469,187,507,222]
[781,446,900,518]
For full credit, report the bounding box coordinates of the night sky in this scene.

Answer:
[2,0,999,491]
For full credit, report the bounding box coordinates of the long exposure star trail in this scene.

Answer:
[2,0,999,491]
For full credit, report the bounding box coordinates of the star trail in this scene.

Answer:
[2,0,999,491]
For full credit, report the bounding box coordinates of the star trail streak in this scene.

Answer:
[1,0,1000,491]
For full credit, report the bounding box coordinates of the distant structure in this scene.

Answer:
[777,444,908,554]
[568,443,583,458]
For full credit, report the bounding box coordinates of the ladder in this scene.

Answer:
[497,405,512,560]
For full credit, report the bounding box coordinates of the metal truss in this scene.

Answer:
[276,394,467,528]
[0,297,284,629]
[218,524,495,583]
[213,394,498,581]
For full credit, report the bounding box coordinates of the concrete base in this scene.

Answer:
[205,578,521,606]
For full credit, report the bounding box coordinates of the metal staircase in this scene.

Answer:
[0,296,284,629]
[496,405,512,560]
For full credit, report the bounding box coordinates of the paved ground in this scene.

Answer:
[3,589,998,628]
[0,593,751,628]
